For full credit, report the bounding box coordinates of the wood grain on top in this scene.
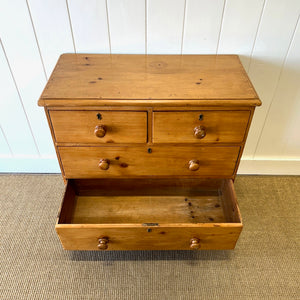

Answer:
[39,54,260,106]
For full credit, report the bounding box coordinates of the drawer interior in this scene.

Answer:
[58,179,241,226]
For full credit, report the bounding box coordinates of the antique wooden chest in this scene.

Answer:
[38,54,261,250]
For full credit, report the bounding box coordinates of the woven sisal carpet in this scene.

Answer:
[0,175,299,299]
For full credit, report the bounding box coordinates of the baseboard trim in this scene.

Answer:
[0,157,60,173]
[238,159,300,175]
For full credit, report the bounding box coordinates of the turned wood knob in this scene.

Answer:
[194,125,206,139]
[189,160,200,171]
[94,125,106,138]
[97,237,109,250]
[99,159,110,170]
[190,238,200,250]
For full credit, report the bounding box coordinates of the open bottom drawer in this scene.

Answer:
[56,179,243,250]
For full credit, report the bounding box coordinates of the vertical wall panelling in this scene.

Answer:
[0,42,38,156]
[0,0,54,157]
[27,0,75,77]
[147,0,185,54]
[67,0,110,53]
[0,0,299,173]
[217,0,265,70]
[255,17,300,159]
[107,0,145,54]
[182,0,225,54]
[0,125,12,156]
[243,0,300,159]
[284,96,300,158]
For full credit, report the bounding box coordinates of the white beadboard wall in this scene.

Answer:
[0,0,299,174]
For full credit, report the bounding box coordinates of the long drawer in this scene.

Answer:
[56,178,243,250]
[50,110,148,144]
[58,146,240,178]
[153,110,250,143]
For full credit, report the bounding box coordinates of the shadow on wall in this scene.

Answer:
[239,54,300,159]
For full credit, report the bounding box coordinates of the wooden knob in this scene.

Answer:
[97,237,109,250]
[190,238,200,250]
[94,125,106,138]
[99,159,110,170]
[194,125,206,139]
[189,160,200,171]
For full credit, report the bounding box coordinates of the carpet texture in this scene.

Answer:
[0,175,299,299]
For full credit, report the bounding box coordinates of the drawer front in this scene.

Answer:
[153,110,250,143]
[59,146,240,178]
[50,110,147,144]
[56,226,242,250]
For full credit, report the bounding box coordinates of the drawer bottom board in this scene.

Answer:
[71,194,225,224]
[56,179,242,250]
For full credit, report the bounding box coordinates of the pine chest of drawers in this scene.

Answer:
[38,54,261,251]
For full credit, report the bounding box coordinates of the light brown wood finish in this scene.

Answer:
[56,226,242,250]
[41,99,261,107]
[98,159,110,170]
[44,108,66,183]
[153,110,250,143]
[97,237,109,250]
[194,125,206,139]
[190,238,201,250]
[221,179,242,222]
[71,178,228,196]
[38,54,261,251]
[188,160,200,171]
[58,146,240,178]
[71,194,224,224]
[39,54,260,104]
[232,106,256,180]
[50,110,147,144]
[56,179,242,250]
[94,125,106,138]
[56,179,76,224]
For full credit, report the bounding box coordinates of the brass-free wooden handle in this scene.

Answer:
[94,125,106,138]
[189,160,200,171]
[99,159,110,170]
[194,125,206,139]
[190,238,200,250]
[97,237,109,250]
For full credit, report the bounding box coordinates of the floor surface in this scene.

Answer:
[0,175,299,299]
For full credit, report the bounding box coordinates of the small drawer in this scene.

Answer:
[58,146,240,178]
[153,110,250,143]
[49,110,147,144]
[56,178,243,250]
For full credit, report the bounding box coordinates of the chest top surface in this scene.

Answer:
[38,54,261,107]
